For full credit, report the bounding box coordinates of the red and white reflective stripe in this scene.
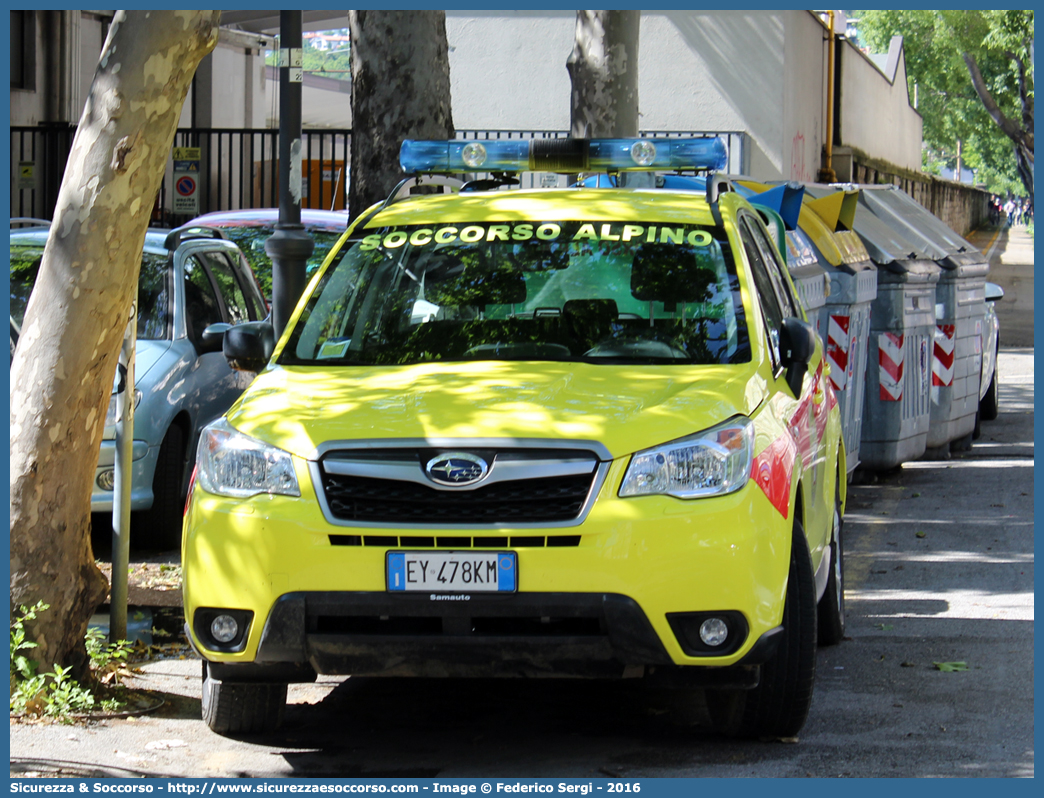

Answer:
[932,324,956,387]
[879,332,904,401]
[826,314,850,391]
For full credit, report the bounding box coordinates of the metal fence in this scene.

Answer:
[11,125,76,220]
[158,128,351,224]
[11,126,352,225]
[11,125,748,222]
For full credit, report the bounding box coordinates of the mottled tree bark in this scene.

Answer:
[9,10,220,675]
[567,11,640,139]
[348,11,454,221]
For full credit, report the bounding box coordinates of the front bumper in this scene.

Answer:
[183,457,794,676]
[91,439,155,512]
[197,591,782,688]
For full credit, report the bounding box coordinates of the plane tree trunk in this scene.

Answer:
[348,10,454,220]
[567,10,641,138]
[9,10,220,676]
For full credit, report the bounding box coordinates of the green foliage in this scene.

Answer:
[10,603,135,721]
[266,30,351,81]
[857,10,1033,196]
[10,601,46,683]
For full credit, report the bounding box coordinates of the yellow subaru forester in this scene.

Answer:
[183,137,846,739]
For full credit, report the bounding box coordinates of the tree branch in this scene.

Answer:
[962,52,1032,151]
[1011,52,1034,138]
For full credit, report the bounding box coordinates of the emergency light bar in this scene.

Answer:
[400,137,728,175]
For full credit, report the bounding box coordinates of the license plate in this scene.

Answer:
[387,551,516,593]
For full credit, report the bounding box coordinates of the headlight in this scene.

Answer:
[196,418,300,499]
[619,417,754,499]
[105,390,142,426]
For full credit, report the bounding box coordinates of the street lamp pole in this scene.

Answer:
[266,10,314,339]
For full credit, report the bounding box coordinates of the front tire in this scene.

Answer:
[201,661,287,735]
[817,481,845,646]
[707,520,818,739]
[139,424,185,551]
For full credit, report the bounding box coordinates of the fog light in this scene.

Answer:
[699,617,729,647]
[210,615,239,644]
[96,469,115,491]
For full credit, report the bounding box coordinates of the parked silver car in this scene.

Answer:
[977,281,1003,432]
[10,222,268,548]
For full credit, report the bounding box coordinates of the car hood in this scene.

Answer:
[227,361,767,461]
[131,339,174,384]
[102,339,173,440]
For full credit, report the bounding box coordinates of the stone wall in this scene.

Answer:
[852,161,991,238]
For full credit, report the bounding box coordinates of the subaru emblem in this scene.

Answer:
[425,452,489,486]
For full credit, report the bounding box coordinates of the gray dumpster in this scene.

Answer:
[782,225,830,341]
[807,186,941,470]
[799,188,878,474]
[734,180,831,342]
[856,185,988,450]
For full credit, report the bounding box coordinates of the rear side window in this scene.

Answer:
[750,220,800,318]
[739,217,784,369]
[183,255,224,346]
[137,252,172,340]
[200,250,255,324]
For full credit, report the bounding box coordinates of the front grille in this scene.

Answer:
[320,472,596,524]
[314,614,603,638]
[329,534,582,548]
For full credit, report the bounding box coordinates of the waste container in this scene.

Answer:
[799,188,878,474]
[738,182,877,473]
[806,185,940,470]
[855,185,989,450]
[734,182,831,342]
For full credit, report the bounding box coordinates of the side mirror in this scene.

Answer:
[780,317,816,396]
[199,322,232,354]
[985,282,1004,303]
[114,362,128,395]
[223,321,275,373]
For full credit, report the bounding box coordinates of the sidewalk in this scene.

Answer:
[965,223,1034,347]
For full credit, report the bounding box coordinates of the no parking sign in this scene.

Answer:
[172,147,200,215]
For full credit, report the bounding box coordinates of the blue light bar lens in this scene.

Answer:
[400,137,728,174]
[588,138,727,172]
[401,140,531,174]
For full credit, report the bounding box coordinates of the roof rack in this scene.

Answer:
[163,224,228,251]
[10,217,51,228]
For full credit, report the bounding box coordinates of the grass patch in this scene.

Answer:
[10,602,147,721]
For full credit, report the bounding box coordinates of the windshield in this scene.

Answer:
[10,240,171,340]
[280,221,750,367]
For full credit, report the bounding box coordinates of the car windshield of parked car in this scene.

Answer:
[280,220,751,367]
[214,223,344,297]
[9,239,171,340]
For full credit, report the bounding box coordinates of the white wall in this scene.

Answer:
[447,10,575,131]
[838,40,923,171]
[444,10,831,182]
[781,11,827,183]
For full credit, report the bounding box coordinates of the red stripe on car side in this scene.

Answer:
[750,433,796,519]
